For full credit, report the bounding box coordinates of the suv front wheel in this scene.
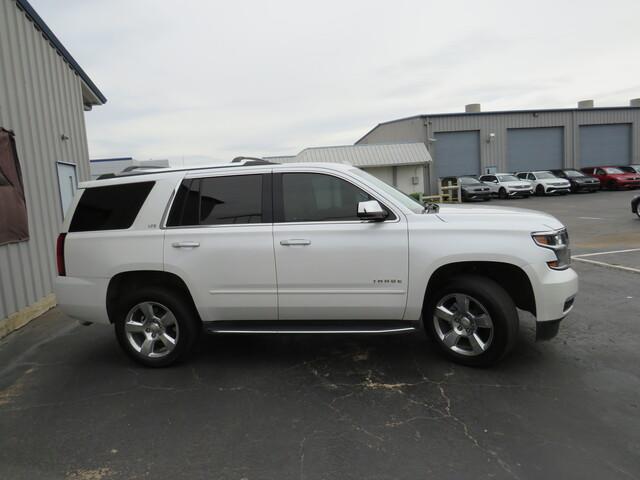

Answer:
[114,287,200,367]
[424,275,519,367]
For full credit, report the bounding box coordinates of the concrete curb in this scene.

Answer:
[0,294,56,340]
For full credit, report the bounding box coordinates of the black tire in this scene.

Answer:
[535,184,545,196]
[498,188,507,199]
[114,286,201,367]
[607,180,616,190]
[423,275,519,367]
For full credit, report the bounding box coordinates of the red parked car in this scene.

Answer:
[581,166,640,190]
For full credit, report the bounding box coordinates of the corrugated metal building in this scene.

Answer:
[0,0,105,333]
[265,142,433,195]
[357,101,640,194]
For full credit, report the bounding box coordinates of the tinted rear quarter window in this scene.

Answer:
[69,182,154,232]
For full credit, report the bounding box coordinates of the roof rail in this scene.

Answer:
[94,158,277,181]
[232,156,277,165]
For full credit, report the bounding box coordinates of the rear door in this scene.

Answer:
[272,169,409,320]
[163,172,277,321]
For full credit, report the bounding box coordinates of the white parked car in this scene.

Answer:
[478,173,534,199]
[54,160,578,368]
[515,171,571,196]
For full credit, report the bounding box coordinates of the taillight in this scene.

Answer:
[56,233,66,276]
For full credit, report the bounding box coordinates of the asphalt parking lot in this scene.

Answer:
[1,190,639,480]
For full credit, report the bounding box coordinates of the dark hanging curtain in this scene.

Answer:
[0,128,29,246]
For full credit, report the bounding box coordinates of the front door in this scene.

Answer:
[163,172,277,321]
[273,171,408,320]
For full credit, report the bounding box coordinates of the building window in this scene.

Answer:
[0,128,29,246]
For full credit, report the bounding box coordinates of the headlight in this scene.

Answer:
[532,228,571,270]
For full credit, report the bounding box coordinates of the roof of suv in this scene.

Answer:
[80,161,357,189]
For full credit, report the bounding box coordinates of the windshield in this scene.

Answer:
[497,175,519,182]
[349,168,424,213]
[459,177,481,185]
[564,170,584,177]
[535,171,556,179]
[604,167,623,174]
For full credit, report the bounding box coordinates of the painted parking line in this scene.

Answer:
[573,257,640,274]
[577,216,603,220]
[573,248,640,258]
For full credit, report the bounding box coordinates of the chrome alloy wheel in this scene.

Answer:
[433,294,494,356]
[124,301,179,359]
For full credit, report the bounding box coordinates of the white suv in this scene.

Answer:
[478,173,534,199]
[515,171,571,196]
[54,161,578,367]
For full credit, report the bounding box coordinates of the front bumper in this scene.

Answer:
[523,263,578,324]
[618,181,640,189]
[463,190,492,201]
[507,188,533,197]
[574,182,599,191]
[545,186,571,194]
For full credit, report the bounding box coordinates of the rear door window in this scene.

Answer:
[167,174,266,226]
[69,182,154,232]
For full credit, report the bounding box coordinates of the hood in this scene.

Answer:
[574,176,599,183]
[425,204,564,231]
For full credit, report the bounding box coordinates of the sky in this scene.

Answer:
[30,0,640,165]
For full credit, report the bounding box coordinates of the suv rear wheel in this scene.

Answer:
[114,287,200,367]
[424,275,518,367]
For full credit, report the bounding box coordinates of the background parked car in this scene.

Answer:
[441,176,491,202]
[581,166,640,190]
[618,165,640,175]
[479,173,533,199]
[550,169,600,193]
[632,195,640,219]
[515,170,570,196]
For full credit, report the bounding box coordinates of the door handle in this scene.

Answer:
[172,241,200,248]
[280,239,311,246]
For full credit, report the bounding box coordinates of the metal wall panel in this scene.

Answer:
[579,124,631,167]
[507,127,564,172]
[433,131,480,178]
[0,0,92,320]
[357,107,639,192]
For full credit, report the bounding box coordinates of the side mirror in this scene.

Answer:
[357,200,388,221]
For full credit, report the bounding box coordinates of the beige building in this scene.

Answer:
[0,0,106,334]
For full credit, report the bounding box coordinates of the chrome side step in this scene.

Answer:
[203,320,418,335]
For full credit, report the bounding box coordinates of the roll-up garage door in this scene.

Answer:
[507,127,564,172]
[433,131,480,178]
[579,124,631,167]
